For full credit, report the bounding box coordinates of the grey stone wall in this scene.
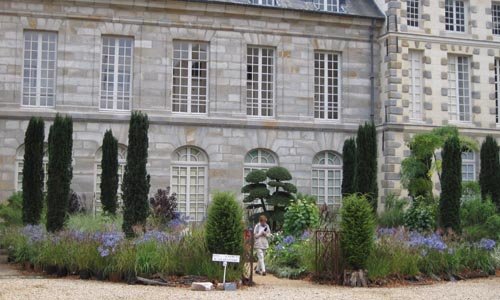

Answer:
[0,0,382,204]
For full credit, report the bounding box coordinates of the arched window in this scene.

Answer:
[15,143,49,191]
[243,148,278,178]
[250,0,277,7]
[313,0,346,12]
[461,151,476,182]
[312,151,343,205]
[94,144,127,213]
[171,146,208,222]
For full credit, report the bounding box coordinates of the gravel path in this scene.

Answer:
[1,262,500,300]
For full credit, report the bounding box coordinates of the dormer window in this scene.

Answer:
[250,0,277,6]
[314,0,346,13]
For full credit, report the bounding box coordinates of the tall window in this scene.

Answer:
[445,0,466,32]
[448,56,471,122]
[250,0,277,6]
[93,145,127,213]
[22,31,57,107]
[172,41,208,114]
[313,0,346,12]
[171,147,208,222]
[407,0,420,27]
[312,151,343,206]
[247,47,275,117]
[495,58,500,124]
[16,144,49,192]
[409,50,423,120]
[100,36,133,111]
[461,151,475,181]
[493,3,500,35]
[314,52,341,120]
[243,149,278,177]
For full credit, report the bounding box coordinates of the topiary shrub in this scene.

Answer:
[342,138,357,195]
[479,136,500,209]
[242,169,269,213]
[46,114,73,232]
[205,191,244,255]
[122,111,150,237]
[439,136,462,233]
[340,194,376,270]
[283,199,319,237]
[267,166,297,228]
[100,130,119,215]
[22,117,45,225]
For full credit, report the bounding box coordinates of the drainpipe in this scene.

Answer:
[369,19,376,123]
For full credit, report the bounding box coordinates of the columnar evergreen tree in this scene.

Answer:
[479,136,500,209]
[46,114,73,232]
[355,123,378,212]
[439,136,462,232]
[341,138,357,196]
[22,117,45,225]
[100,130,119,215]
[122,111,150,237]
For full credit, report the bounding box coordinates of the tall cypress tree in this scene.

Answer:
[342,138,357,196]
[100,130,119,215]
[122,111,150,237]
[439,136,462,232]
[46,114,73,232]
[22,117,45,225]
[479,136,500,209]
[355,123,378,212]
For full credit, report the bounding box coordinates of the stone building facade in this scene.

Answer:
[376,0,500,199]
[0,0,384,217]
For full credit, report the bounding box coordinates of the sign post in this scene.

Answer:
[212,254,241,289]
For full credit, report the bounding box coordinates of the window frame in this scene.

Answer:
[406,0,421,28]
[170,146,209,222]
[21,30,58,108]
[461,151,476,182]
[313,0,345,12]
[250,0,277,6]
[445,0,467,33]
[311,151,343,206]
[408,50,424,121]
[243,148,278,178]
[99,35,134,112]
[246,46,276,118]
[493,3,500,35]
[448,55,472,122]
[314,51,341,121]
[172,41,209,115]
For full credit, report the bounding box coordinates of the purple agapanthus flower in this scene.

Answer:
[377,227,397,237]
[301,230,311,240]
[283,235,295,245]
[478,239,496,251]
[408,232,447,252]
[135,230,173,244]
[95,231,124,257]
[21,225,46,244]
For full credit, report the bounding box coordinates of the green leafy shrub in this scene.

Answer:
[0,192,23,229]
[377,194,408,228]
[283,199,319,236]
[340,194,376,270]
[205,192,244,256]
[485,215,500,240]
[22,117,45,225]
[404,197,437,232]
[266,232,314,279]
[460,197,496,227]
[461,181,481,202]
[122,111,150,237]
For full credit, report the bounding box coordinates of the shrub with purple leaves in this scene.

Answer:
[408,232,447,252]
[478,239,496,251]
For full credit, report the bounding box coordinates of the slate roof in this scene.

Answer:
[190,0,385,19]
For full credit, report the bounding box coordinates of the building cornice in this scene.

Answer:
[378,31,500,48]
